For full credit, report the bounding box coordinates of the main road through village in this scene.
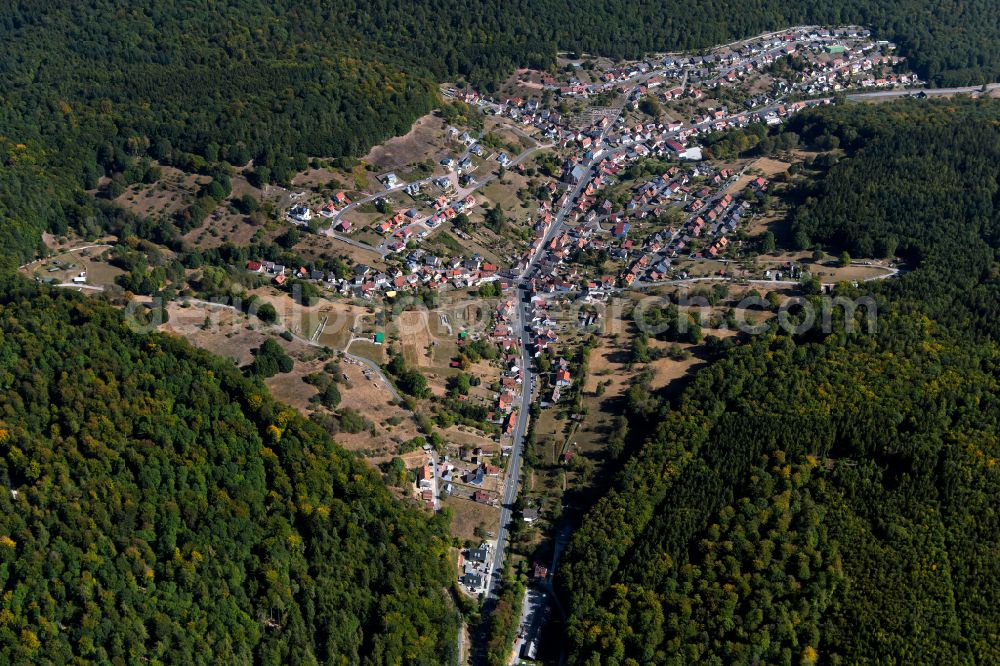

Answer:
[481,74,636,606]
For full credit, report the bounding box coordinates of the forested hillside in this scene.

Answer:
[786,100,1000,339]
[558,99,1000,664]
[0,0,997,162]
[0,279,459,664]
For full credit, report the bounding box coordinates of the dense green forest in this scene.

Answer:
[0,279,459,664]
[786,100,1000,339]
[1,1,998,164]
[557,99,1000,664]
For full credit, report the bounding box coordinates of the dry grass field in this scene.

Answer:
[24,245,123,287]
[359,113,453,174]
[115,166,205,219]
[442,496,499,542]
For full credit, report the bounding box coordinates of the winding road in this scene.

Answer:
[847,82,1000,101]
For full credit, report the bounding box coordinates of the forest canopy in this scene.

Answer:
[0,279,459,664]
[0,0,997,163]
[0,3,997,663]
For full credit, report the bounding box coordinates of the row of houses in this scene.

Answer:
[373,193,478,244]
[544,27,884,105]
[531,158,763,292]
[785,50,912,96]
[448,26,905,174]
[487,296,526,436]
[450,88,582,145]
[246,248,509,298]
[505,84,797,289]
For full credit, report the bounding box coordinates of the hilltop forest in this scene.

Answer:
[0,0,997,266]
[557,99,1000,664]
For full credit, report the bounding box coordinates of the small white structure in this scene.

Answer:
[288,205,312,224]
[680,146,704,161]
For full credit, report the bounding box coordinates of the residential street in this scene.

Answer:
[322,123,551,258]
[483,116,621,602]
[482,301,535,599]
[370,138,553,255]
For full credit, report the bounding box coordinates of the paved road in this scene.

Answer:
[475,63,920,648]
[630,263,899,290]
[483,79,634,603]
[322,123,549,259]
[341,348,404,403]
[322,134,490,243]
[320,168,459,257]
[847,82,1000,100]
[327,174,449,231]
[372,138,553,254]
[523,73,638,278]
[483,302,535,600]
[326,230,386,257]
[55,283,106,291]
